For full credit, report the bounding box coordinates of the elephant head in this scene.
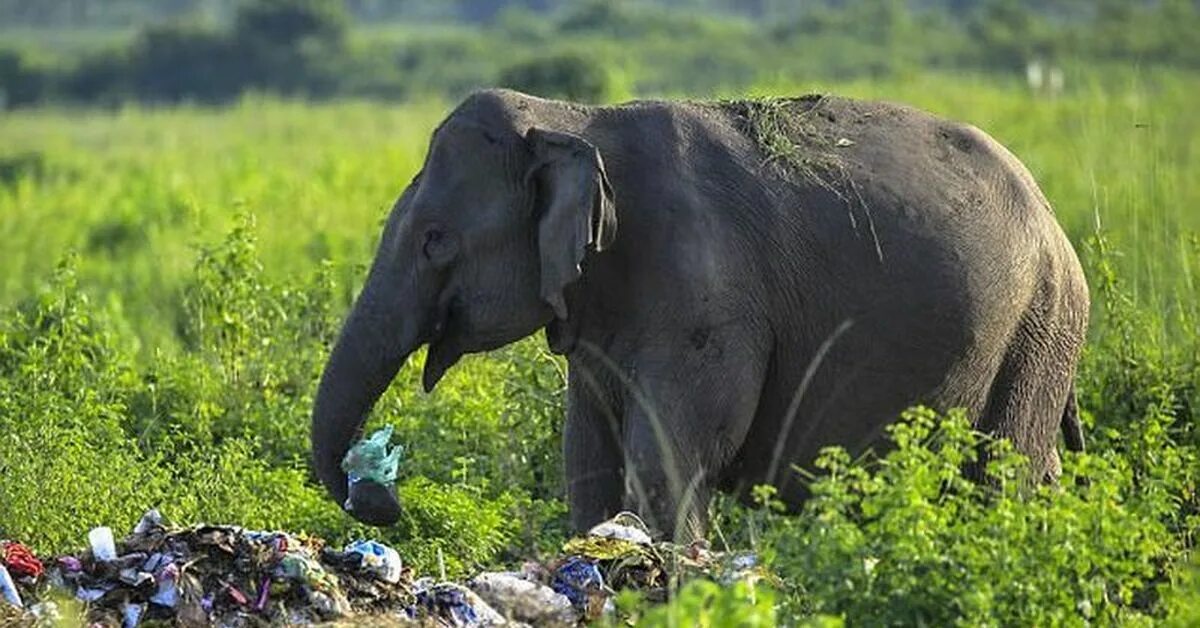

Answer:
[311,92,617,525]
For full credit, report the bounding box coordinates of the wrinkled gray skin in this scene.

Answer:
[311,89,1089,539]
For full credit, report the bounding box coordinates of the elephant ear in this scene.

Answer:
[526,128,617,320]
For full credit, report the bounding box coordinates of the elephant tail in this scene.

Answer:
[1061,386,1085,453]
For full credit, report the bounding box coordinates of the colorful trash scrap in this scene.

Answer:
[469,571,578,627]
[1,542,44,580]
[342,425,405,486]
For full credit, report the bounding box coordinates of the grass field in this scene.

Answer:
[1,70,1198,623]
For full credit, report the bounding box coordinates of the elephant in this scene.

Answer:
[310,88,1090,540]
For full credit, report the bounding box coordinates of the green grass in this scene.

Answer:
[0,97,445,354]
[1,69,1197,624]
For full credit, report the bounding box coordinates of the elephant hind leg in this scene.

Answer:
[974,311,1082,484]
[1061,386,1085,453]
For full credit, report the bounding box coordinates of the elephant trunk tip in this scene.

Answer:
[312,436,404,527]
[344,478,404,526]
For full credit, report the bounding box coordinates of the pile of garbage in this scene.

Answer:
[1,509,415,626]
[1,509,770,626]
[1,432,771,625]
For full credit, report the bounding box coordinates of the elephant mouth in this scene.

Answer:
[422,295,464,392]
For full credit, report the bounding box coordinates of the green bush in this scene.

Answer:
[125,21,246,103]
[611,579,780,627]
[755,405,1196,625]
[1163,558,1200,626]
[0,48,50,108]
[53,0,353,104]
[497,52,615,103]
[234,0,348,48]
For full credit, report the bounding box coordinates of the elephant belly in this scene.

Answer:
[718,197,1035,506]
[720,315,1000,507]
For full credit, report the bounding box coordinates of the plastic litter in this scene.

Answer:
[88,526,118,562]
[223,581,249,606]
[27,601,59,622]
[341,425,404,486]
[149,563,179,608]
[132,508,163,536]
[0,508,776,625]
[586,511,654,545]
[76,584,113,602]
[341,426,405,522]
[411,578,505,626]
[1,541,44,579]
[0,565,23,608]
[254,574,270,611]
[121,601,144,628]
[0,511,417,625]
[469,571,578,626]
[345,539,403,583]
[557,512,778,605]
[279,553,339,593]
[730,552,757,571]
[552,556,610,620]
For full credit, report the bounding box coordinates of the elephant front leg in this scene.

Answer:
[563,369,625,533]
[623,414,714,542]
[619,333,769,542]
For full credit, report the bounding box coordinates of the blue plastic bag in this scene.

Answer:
[551,556,604,609]
[345,540,403,583]
[341,426,403,485]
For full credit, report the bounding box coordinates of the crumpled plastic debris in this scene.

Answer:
[561,512,664,602]
[342,425,404,485]
[341,426,406,523]
[27,600,59,622]
[149,562,179,607]
[586,511,654,546]
[469,571,578,627]
[1,542,44,580]
[133,508,164,536]
[57,556,82,574]
[410,578,505,626]
[121,601,144,628]
[345,539,403,584]
[552,556,611,620]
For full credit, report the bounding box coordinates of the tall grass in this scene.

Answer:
[0,98,444,354]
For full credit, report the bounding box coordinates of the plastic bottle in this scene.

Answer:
[88,527,118,562]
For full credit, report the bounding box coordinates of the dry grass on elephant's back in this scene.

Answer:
[714,95,854,195]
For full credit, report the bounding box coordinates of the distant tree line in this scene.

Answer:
[4,0,1199,27]
[2,0,1199,108]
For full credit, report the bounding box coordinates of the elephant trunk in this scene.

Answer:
[311,277,420,526]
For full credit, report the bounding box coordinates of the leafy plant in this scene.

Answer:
[757,406,1195,625]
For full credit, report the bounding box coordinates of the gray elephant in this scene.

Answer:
[311,89,1089,540]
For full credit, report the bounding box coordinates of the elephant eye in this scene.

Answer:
[422,228,445,260]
